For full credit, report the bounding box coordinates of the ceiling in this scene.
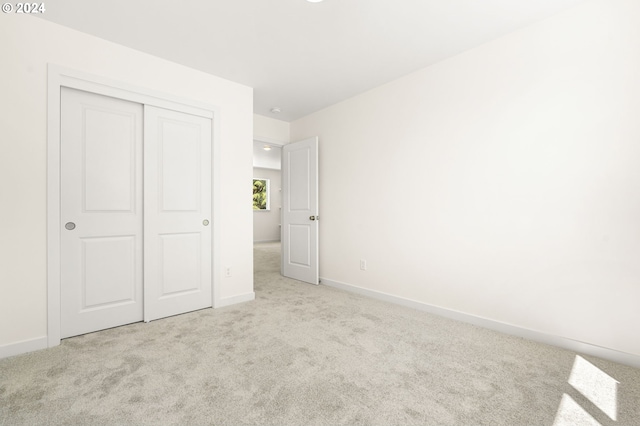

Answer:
[38,0,587,122]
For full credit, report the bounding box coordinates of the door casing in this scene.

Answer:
[47,65,221,348]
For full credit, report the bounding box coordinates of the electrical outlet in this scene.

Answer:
[360,259,367,271]
[225,266,232,277]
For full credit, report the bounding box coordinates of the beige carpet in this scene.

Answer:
[1,242,639,425]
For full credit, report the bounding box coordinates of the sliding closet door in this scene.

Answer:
[143,106,213,321]
[60,88,144,338]
[60,89,213,338]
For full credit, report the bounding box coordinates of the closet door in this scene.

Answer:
[143,106,213,321]
[60,88,144,338]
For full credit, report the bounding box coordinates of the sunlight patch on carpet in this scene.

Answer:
[554,355,619,425]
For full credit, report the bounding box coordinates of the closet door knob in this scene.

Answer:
[309,216,316,221]
[203,219,209,226]
[65,222,76,230]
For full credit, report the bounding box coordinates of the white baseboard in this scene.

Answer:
[253,239,281,244]
[215,292,255,308]
[320,277,640,369]
[0,336,48,360]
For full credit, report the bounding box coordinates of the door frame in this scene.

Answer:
[47,65,221,348]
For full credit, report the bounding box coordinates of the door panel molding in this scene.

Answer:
[47,65,221,348]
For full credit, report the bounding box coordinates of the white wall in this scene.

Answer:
[253,114,290,144]
[253,141,282,170]
[253,168,282,243]
[291,0,640,357]
[0,16,253,352]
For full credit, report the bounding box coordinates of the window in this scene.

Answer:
[253,178,270,210]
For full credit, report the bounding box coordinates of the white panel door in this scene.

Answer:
[60,88,143,338]
[144,106,212,321]
[282,137,319,285]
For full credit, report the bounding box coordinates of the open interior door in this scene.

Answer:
[281,137,319,285]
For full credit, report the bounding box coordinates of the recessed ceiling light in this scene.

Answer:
[263,145,272,151]
[270,107,282,114]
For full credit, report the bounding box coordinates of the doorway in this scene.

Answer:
[252,141,282,244]
[252,137,319,285]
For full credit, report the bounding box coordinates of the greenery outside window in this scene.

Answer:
[253,178,270,210]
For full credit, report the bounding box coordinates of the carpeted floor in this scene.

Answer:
[1,242,639,425]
